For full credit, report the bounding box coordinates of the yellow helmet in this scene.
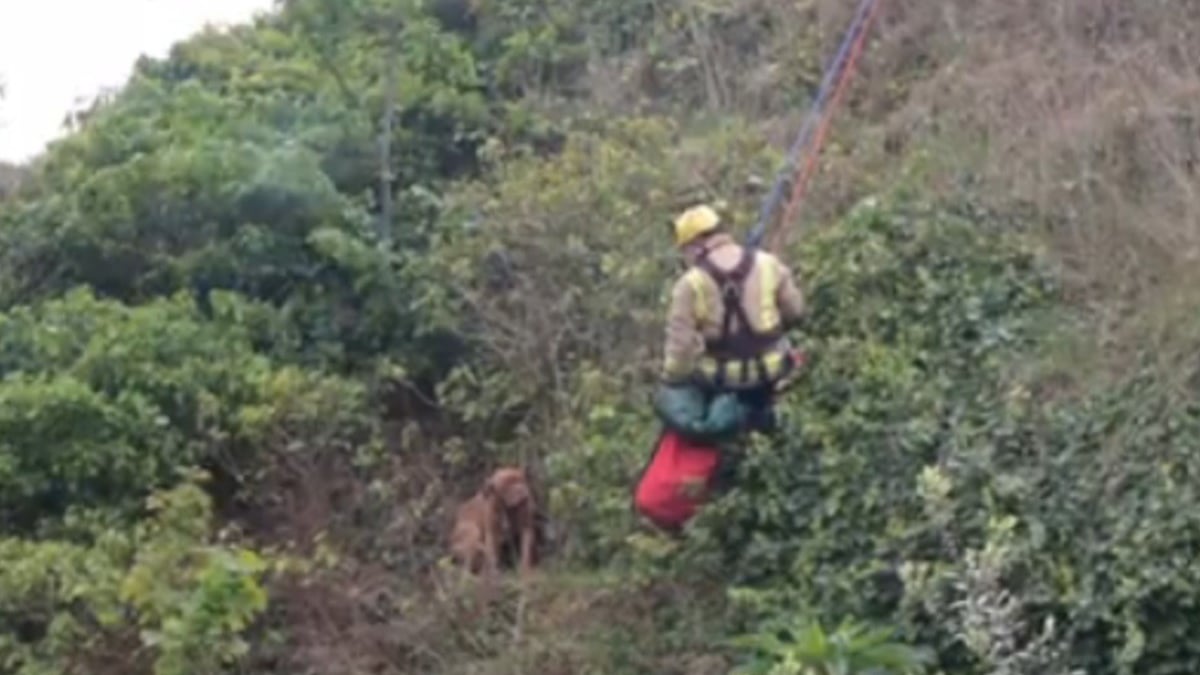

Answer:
[672,204,721,247]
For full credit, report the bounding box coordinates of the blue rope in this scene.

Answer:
[746,0,878,249]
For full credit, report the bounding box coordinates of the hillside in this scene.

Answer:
[2,1,1200,674]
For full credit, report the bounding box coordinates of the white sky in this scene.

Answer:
[0,0,277,163]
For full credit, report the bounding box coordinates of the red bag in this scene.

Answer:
[633,429,722,530]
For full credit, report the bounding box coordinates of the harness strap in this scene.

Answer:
[693,247,782,364]
[688,245,792,392]
[695,246,757,345]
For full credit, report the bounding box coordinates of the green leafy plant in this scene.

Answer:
[0,476,273,675]
[730,617,933,675]
[121,476,270,675]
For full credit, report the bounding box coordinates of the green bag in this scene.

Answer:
[652,383,750,443]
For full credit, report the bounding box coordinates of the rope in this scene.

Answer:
[768,0,885,253]
[746,0,884,252]
[747,0,874,248]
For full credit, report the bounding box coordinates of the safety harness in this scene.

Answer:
[693,245,787,390]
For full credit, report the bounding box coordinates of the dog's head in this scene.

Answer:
[482,467,531,508]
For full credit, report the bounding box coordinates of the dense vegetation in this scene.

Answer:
[4,0,1200,673]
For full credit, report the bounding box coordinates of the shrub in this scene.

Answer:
[729,616,934,675]
[0,476,274,675]
[0,288,380,534]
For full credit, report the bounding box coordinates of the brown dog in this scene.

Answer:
[448,466,537,580]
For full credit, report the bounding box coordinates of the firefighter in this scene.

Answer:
[660,203,807,432]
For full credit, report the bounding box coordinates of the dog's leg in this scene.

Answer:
[505,502,535,643]
[518,518,535,576]
[473,503,502,619]
[509,509,532,643]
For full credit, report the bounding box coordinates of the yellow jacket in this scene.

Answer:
[661,234,806,389]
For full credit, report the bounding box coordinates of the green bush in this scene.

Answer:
[0,287,377,673]
[0,1,518,380]
[0,288,380,534]
[729,616,934,675]
[0,476,274,675]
